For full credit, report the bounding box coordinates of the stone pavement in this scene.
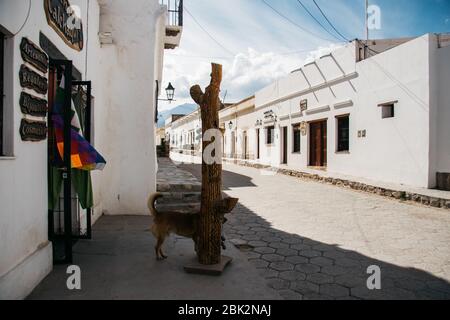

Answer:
[28,216,281,300]
[181,162,450,300]
[156,157,201,213]
[157,157,201,192]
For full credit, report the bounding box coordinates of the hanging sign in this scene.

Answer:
[20,38,49,74]
[20,119,48,142]
[44,0,84,51]
[300,99,308,112]
[20,92,48,117]
[19,65,48,95]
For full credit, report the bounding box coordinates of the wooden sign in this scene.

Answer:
[20,92,48,117]
[20,38,49,73]
[44,0,84,51]
[300,99,308,112]
[19,65,48,95]
[20,119,48,141]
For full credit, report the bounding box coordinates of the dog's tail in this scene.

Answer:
[148,193,164,216]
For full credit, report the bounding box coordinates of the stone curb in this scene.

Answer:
[223,159,450,211]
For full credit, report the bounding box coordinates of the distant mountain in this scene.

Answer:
[157,103,198,128]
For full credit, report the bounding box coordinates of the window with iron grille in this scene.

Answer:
[292,124,301,153]
[336,115,350,152]
[266,126,275,145]
[381,104,395,119]
[0,32,4,156]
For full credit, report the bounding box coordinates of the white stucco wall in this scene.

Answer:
[95,0,165,215]
[218,35,440,189]
[0,0,100,299]
[433,38,450,175]
[250,36,436,188]
[0,0,167,298]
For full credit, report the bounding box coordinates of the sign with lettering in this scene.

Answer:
[300,99,308,112]
[20,38,49,73]
[20,119,48,142]
[20,92,48,117]
[44,0,84,51]
[19,65,48,95]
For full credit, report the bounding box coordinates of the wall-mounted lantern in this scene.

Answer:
[158,82,176,103]
[165,82,175,102]
[228,121,233,130]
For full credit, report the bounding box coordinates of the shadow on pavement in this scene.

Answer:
[180,163,257,190]
[181,162,450,300]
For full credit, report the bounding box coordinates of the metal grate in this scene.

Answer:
[0,32,4,156]
[160,0,183,26]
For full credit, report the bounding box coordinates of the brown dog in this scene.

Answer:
[148,193,199,260]
[148,193,239,260]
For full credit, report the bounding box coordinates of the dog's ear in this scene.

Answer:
[214,197,239,215]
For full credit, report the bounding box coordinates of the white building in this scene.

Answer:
[170,34,450,191]
[0,0,182,299]
[170,109,202,154]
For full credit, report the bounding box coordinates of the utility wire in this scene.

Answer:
[184,6,236,57]
[295,0,342,42]
[12,0,31,36]
[312,0,350,42]
[165,46,343,61]
[261,0,337,43]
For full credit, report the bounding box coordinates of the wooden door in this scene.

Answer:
[282,127,288,164]
[256,129,260,159]
[309,120,327,167]
[243,131,248,160]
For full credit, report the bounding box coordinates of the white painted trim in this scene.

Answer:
[0,157,16,161]
[334,100,354,109]
[305,105,331,115]
[291,112,303,119]
[255,72,358,111]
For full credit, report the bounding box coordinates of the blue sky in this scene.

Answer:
[160,0,450,111]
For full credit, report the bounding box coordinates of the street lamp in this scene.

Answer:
[157,81,176,103]
[165,82,175,102]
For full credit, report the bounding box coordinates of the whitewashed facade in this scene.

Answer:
[0,0,181,299]
[170,34,450,190]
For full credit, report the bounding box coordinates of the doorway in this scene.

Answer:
[256,129,260,160]
[281,127,288,164]
[48,59,93,264]
[230,131,236,158]
[309,120,327,168]
[243,131,248,160]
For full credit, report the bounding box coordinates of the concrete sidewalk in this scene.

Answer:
[28,215,282,300]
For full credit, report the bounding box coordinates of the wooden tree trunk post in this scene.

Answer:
[186,63,238,273]
[190,63,223,265]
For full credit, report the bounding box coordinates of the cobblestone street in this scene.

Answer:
[181,163,450,300]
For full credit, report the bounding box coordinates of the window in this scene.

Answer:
[336,115,349,152]
[292,124,301,153]
[0,31,4,156]
[266,126,274,145]
[381,104,395,119]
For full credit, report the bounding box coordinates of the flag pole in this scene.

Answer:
[365,0,369,41]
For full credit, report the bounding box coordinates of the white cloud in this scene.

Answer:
[160,43,348,112]
[303,43,346,64]
[159,0,351,112]
[161,48,303,110]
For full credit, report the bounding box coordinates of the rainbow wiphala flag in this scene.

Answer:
[52,77,106,171]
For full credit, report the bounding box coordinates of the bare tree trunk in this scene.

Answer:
[190,63,223,265]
